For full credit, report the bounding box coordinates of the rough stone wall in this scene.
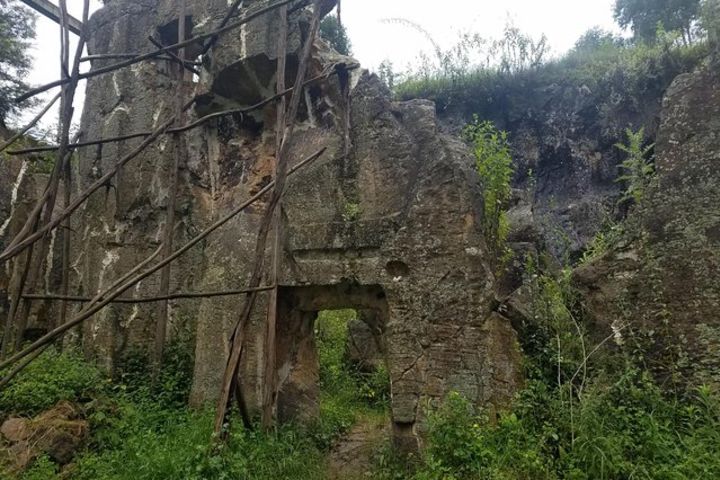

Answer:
[574,60,720,386]
[0,153,62,347]
[68,0,523,447]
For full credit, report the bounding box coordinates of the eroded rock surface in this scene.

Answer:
[58,0,524,448]
[574,60,720,385]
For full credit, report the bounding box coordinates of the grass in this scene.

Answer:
[5,311,391,479]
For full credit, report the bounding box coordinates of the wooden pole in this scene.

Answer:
[6,67,354,156]
[22,285,275,303]
[19,0,82,35]
[155,0,188,379]
[214,0,323,437]
[0,148,325,376]
[0,117,178,263]
[11,0,87,352]
[16,0,305,103]
[261,2,288,430]
[0,92,61,154]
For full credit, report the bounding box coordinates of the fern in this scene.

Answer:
[615,127,655,204]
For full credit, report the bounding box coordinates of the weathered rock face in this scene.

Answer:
[574,60,720,386]
[67,0,523,448]
[0,154,57,348]
[436,55,703,261]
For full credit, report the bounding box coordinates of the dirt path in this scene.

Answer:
[326,414,390,480]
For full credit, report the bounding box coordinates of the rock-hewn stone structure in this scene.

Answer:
[574,59,720,386]
[48,0,524,448]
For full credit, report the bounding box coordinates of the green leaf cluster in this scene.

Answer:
[463,118,514,250]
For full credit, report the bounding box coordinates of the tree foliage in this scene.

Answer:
[320,14,351,56]
[614,0,702,43]
[702,0,720,50]
[0,0,35,128]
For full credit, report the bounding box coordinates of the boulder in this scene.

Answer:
[1,402,88,471]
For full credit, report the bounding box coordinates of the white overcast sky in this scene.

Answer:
[20,0,621,130]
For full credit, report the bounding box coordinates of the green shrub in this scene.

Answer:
[417,391,554,479]
[395,24,708,148]
[20,455,57,480]
[113,335,194,408]
[71,408,326,480]
[0,347,101,417]
[463,118,514,250]
[615,127,655,205]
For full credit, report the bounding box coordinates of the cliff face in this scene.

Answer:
[574,59,720,386]
[58,0,523,448]
[427,48,705,262]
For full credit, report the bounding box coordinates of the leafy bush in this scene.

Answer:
[372,257,720,479]
[0,347,101,417]
[113,335,194,408]
[462,118,514,250]
[378,370,720,479]
[394,23,708,146]
[70,407,326,480]
[20,455,57,480]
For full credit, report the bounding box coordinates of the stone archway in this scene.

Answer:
[274,284,388,424]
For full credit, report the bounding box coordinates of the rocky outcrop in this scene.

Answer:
[574,60,720,386]
[64,0,524,449]
[0,153,58,349]
[433,51,704,261]
[0,402,88,472]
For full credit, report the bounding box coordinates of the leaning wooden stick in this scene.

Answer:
[0,148,325,376]
[262,2,289,430]
[0,117,177,263]
[11,0,89,351]
[154,0,189,379]
[22,286,275,304]
[214,0,323,436]
[0,243,164,376]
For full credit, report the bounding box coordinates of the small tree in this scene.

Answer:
[377,59,396,91]
[463,118,514,249]
[320,14,351,56]
[615,128,655,205]
[702,0,720,50]
[0,0,36,128]
[614,0,702,44]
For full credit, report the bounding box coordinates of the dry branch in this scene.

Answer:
[22,286,275,303]
[199,0,245,56]
[148,36,200,76]
[0,117,178,263]
[80,53,200,63]
[155,0,189,379]
[262,2,289,429]
[8,0,89,352]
